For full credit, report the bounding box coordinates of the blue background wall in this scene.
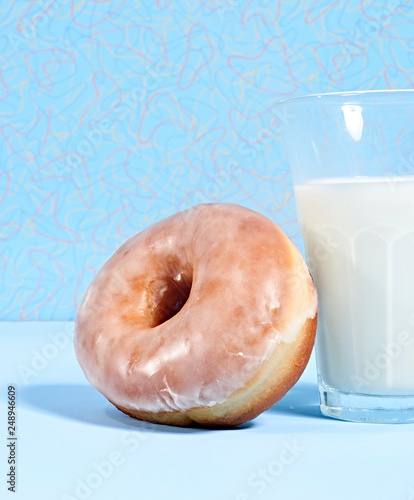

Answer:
[1,0,413,320]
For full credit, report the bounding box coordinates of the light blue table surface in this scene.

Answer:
[1,322,414,500]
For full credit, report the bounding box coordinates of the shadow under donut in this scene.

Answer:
[19,384,254,432]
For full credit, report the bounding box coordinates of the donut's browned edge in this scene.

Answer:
[110,313,317,428]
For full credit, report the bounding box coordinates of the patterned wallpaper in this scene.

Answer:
[1,0,413,320]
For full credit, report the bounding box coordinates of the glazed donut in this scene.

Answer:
[74,203,317,427]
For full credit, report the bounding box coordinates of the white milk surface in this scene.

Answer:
[295,177,414,395]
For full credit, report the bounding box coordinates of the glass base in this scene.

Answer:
[319,379,414,423]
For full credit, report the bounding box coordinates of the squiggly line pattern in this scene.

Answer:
[0,0,413,319]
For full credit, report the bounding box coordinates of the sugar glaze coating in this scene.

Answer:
[74,204,317,424]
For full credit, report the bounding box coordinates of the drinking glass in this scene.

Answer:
[278,90,414,422]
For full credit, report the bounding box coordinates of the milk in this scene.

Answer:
[294,177,414,395]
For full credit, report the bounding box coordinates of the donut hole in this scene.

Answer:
[150,273,192,327]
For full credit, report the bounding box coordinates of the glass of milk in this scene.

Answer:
[278,90,414,422]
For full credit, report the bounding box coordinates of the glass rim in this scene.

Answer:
[275,89,414,106]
